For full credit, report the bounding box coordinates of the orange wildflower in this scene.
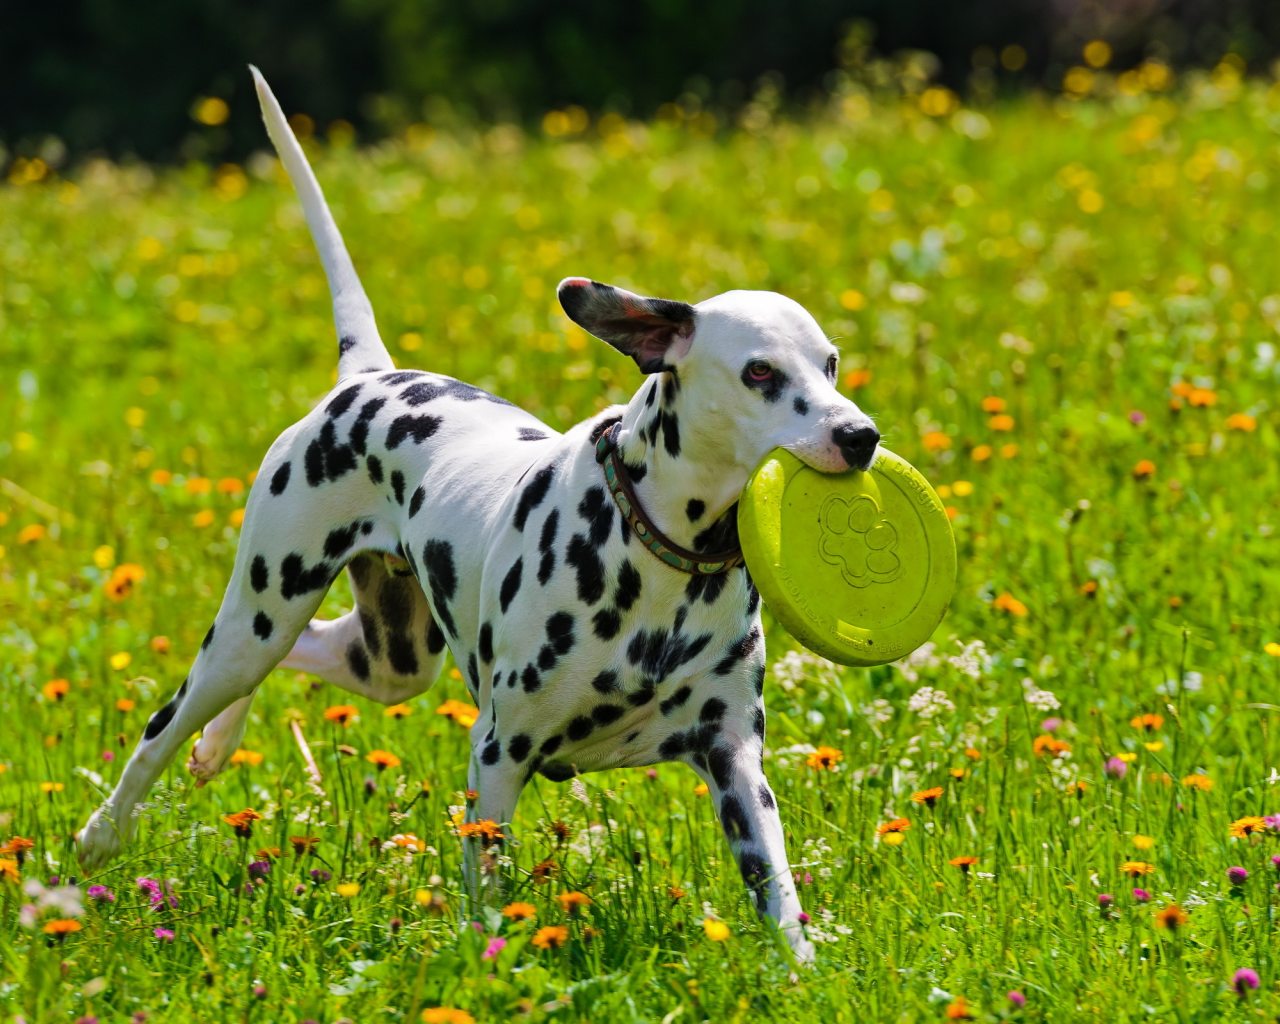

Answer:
[945,996,974,1020]
[116,698,136,712]
[392,833,426,852]
[0,858,18,883]
[1154,903,1188,929]
[1131,713,1164,732]
[1229,816,1268,838]
[502,901,537,921]
[221,808,262,838]
[1121,861,1155,877]
[531,925,569,950]
[215,477,244,495]
[1,837,34,866]
[435,699,479,728]
[421,1010,474,1024]
[981,396,1007,413]
[457,819,503,843]
[910,786,945,808]
[323,704,358,726]
[949,856,978,873]
[150,635,170,654]
[1080,580,1098,596]
[366,749,402,770]
[184,476,212,495]
[104,563,146,602]
[971,444,993,461]
[806,746,843,770]
[1226,413,1257,432]
[42,919,82,937]
[557,891,593,913]
[965,747,981,760]
[289,835,320,857]
[1033,735,1070,757]
[1182,773,1214,791]
[42,679,70,701]
[668,886,687,900]
[1187,388,1216,407]
[922,430,952,451]
[384,703,413,719]
[17,524,45,544]
[229,749,263,766]
[532,857,559,884]
[1132,459,1156,480]
[988,414,1015,431]
[844,368,873,389]
[992,592,1028,617]
[949,768,967,779]
[876,818,911,836]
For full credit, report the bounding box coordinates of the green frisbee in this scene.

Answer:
[738,448,956,667]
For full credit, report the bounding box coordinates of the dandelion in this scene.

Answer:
[40,782,65,794]
[1121,861,1155,877]
[42,919,82,938]
[806,746,843,770]
[104,564,146,602]
[557,891,592,913]
[911,786,945,808]
[502,902,536,921]
[18,524,46,544]
[693,782,710,796]
[221,808,261,839]
[289,835,320,857]
[384,703,413,719]
[992,592,1028,616]
[1233,968,1261,997]
[949,856,978,873]
[1264,642,1280,657]
[336,882,361,897]
[435,699,479,728]
[1132,834,1155,850]
[109,652,132,671]
[702,918,730,941]
[42,679,70,701]
[229,749,263,766]
[366,750,402,770]
[1132,459,1156,480]
[1229,817,1268,838]
[1153,903,1188,930]
[323,704,358,726]
[1182,773,1214,791]
[532,925,569,949]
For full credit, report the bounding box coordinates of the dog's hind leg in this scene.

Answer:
[280,551,446,705]
[77,468,351,870]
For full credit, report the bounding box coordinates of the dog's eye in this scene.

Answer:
[825,355,838,380]
[746,361,773,381]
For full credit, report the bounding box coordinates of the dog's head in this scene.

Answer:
[558,278,878,474]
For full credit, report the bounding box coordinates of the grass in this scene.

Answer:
[3,65,1280,1022]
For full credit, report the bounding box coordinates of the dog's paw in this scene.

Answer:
[187,736,233,787]
[77,811,125,871]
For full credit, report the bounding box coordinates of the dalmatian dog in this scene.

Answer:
[77,68,880,960]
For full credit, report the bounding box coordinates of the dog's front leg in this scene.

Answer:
[461,745,526,916]
[692,712,815,962]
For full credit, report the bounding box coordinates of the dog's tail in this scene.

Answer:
[250,66,394,380]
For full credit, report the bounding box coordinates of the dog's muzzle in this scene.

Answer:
[832,423,880,471]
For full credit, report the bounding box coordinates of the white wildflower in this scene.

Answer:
[1022,678,1061,711]
[570,778,591,806]
[771,650,841,691]
[946,638,991,680]
[907,686,955,719]
[860,698,894,725]
[894,642,939,683]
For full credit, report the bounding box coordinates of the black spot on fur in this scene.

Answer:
[707,745,734,790]
[481,740,501,766]
[694,504,739,553]
[499,558,523,613]
[752,703,765,739]
[591,670,619,694]
[540,763,577,782]
[348,397,387,455]
[338,336,356,354]
[347,642,370,681]
[660,411,680,457]
[589,415,623,445]
[367,455,384,484]
[752,663,766,696]
[326,383,364,418]
[540,734,563,756]
[422,540,458,636]
[400,377,512,407]
[143,692,181,740]
[738,850,769,909]
[514,466,554,531]
[478,622,493,663]
[715,626,761,675]
[506,670,518,688]
[379,370,426,386]
[758,783,775,809]
[625,608,713,684]
[253,611,273,639]
[269,462,291,496]
[538,509,559,585]
[467,653,479,690]
[426,619,446,654]
[324,522,361,560]
[592,609,621,640]
[202,624,215,650]
[566,536,606,605]
[521,664,541,692]
[793,395,809,416]
[614,560,642,610]
[578,487,615,547]
[250,555,269,593]
[408,486,426,518]
[623,460,647,483]
[685,572,727,606]
[567,716,594,742]
[518,427,549,441]
[721,794,751,842]
[360,608,382,658]
[508,734,532,762]
[625,730,640,743]
[385,414,442,450]
[305,420,359,486]
[627,682,656,707]
[660,685,692,716]
[280,553,333,600]
[686,498,705,522]
[741,363,790,402]
[700,697,727,723]
[391,471,405,505]
[592,704,624,726]
[658,732,687,760]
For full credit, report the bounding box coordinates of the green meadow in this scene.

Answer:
[4,63,1280,1021]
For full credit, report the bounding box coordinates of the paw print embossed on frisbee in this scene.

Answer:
[739,448,955,666]
[818,493,903,588]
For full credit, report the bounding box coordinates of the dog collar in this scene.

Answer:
[595,424,744,575]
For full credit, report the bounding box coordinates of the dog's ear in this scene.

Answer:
[557,278,695,373]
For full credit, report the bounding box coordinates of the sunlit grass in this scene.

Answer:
[3,71,1280,1021]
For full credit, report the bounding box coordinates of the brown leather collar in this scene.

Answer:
[595,424,744,575]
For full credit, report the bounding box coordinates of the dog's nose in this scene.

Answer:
[832,423,880,470]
